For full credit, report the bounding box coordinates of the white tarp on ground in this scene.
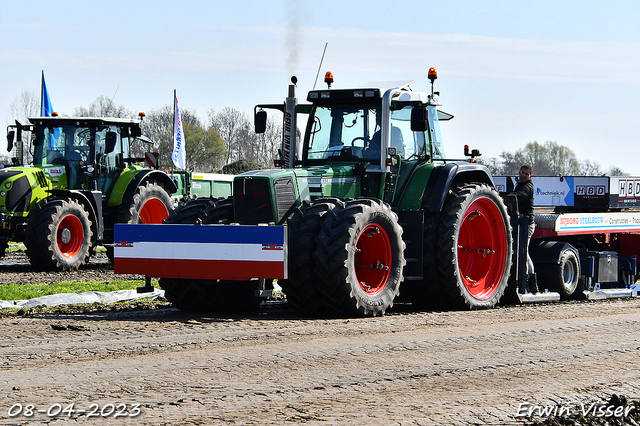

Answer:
[0,288,165,310]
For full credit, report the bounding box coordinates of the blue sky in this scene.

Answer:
[1,0,639,173]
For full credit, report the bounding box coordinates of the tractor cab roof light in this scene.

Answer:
[428,67,438,82]
[324,71,334,89]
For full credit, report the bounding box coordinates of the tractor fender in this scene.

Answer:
[47,189,103,242]
[423,162,495,212]
[108,169,178,208]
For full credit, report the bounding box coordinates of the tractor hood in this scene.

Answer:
[0,166,61,216]
[233,165,361,224]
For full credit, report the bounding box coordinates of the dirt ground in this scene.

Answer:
[1,252,640,425]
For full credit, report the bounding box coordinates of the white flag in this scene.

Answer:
[172,91,186,169]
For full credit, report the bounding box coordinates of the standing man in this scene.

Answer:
[512,165,537,292]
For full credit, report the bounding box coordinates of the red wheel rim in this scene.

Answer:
[138,198,169,224]
[354,223,392,295]
[457,197,508,300]
[57,214,84,258]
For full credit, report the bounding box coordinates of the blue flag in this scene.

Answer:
[41,71,53,117]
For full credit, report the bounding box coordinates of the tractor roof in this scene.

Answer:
[28,116,142,126]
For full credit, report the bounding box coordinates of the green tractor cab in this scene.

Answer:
[1,114,177,270]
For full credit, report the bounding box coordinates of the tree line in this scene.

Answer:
[4,93,282,173]
[4,91,629,177]
[478,140,627,177]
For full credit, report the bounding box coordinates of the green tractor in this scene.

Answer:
[1,114,176,271]
[117,69,513,317]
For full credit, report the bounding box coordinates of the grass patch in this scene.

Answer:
[0,280,153,301]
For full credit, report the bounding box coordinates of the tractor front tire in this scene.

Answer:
[437,184,512,309]
[25,198,92,271]
[314,198,405,317]
[280,197,342,315]
[159,197,237,312]
[166,197,234,225]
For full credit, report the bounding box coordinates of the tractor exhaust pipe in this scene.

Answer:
[283,77,298,169]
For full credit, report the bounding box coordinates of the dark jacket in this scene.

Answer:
[513,179,534,224]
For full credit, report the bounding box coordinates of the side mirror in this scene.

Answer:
[410,106,428,132]
[6,130,15,153]
[130,125,142,138]
[255,110,267,134]
[105,131,117,154]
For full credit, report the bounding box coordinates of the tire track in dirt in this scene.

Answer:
[1,299,639,424]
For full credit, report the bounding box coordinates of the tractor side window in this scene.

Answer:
[95,126,121,173]
[95,126,122,193]
[390,106,427,159]
[42,127,65,165]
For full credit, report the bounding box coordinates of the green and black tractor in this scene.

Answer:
[155,69,513,316]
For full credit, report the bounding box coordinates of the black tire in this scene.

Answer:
[402,212,449,310]
[159,278,260,313]
[166,197,234,225]
[24,197,92,271]
[314,198,405,317]
[120,181,174,225]
[0,241,7,258]
[200,197,234,224]
[167,199,218,224]
[437,184,512,309]
[280,197,342,315]
[538,248,580,299]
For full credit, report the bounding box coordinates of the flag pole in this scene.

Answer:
[40,71,44,117]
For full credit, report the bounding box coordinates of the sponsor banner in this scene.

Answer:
[113,224,286,279]
[533,177,573,207]
[493,176,610,208]
[553,212,640,234]
[610,177,640,208]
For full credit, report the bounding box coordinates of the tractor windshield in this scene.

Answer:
[305,105,427,164]
[33,123,126,190]
[34,125,91,167]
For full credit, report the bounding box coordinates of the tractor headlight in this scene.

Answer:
[4,182,10,189]
[0,191,5,197]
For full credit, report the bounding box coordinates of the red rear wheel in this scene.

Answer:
[137,197,169,224]
[457,197,509,300]
[438,184,512,309]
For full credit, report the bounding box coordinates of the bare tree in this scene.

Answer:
[142,105,226,172]
[208,108,282,168]
[606,166,629,176]
[207,108,247,164]
[74,95,132,118]
[8,89,39,164]
[580,160,603,176]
